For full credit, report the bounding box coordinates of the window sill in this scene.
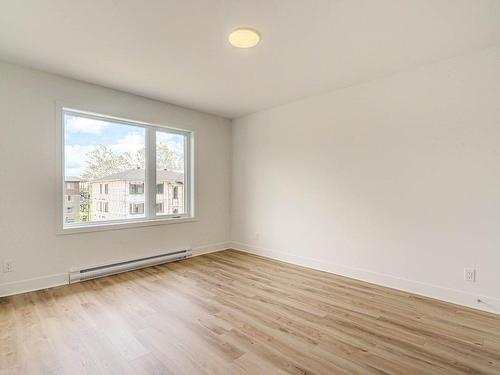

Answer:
[58,216,197,235]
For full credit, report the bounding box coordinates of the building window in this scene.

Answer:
[61,108,192,231]
[129,183,144,194]
[129,203,145,215]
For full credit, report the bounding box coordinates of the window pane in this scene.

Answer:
[64,113,146,225]
[156,130,186,216]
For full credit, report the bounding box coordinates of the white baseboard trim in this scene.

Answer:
[0,273,68,298]
[0,242,230,298]
[192,242,231,256]
[230,241,500,315]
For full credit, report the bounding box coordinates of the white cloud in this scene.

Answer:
[108,133,145,154]
[65,116,108,134]
[157,132,184,156]
[157,132,177,142]
[65,144,96,177]
[65,133,146,177]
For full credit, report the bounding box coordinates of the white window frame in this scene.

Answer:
[56,103,195,234]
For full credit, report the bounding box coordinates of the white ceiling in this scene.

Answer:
[1,1,500,118]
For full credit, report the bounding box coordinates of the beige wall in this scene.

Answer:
[231,46,500,314]
[0,61,232,294]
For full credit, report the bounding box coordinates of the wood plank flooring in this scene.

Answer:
[1,249,499,374]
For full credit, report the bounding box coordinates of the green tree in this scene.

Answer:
[82,145,139,180]
[157,143,184,171]
[82,144,183,180]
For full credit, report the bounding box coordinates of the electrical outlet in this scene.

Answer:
[3,260,13,273]
[255,233,260,241]
[464,268,475,282]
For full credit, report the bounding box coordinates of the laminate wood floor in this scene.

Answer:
[1,250,499,374]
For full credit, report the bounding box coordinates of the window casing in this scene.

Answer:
[60,108,193,232]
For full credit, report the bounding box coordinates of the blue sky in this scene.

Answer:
[64,114,184,178]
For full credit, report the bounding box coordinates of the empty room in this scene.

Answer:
[1,1,500,374]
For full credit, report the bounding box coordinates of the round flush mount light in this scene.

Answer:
[228,28,261,48]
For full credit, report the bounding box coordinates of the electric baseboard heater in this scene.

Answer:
[69,249,192,283]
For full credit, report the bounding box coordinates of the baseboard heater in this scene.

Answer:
[69,249,192,283]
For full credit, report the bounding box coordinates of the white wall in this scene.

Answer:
[231,46,500,314]
[2,46,499,314]
[0,61,232,295]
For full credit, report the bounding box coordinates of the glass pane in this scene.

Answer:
[64,113,146,225]
[156,130,186,216]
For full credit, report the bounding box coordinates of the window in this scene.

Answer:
[129,183,144,194]
[129,203,144,215]
[61,108,192,230]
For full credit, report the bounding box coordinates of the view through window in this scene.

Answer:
[63,110,190,228]
[156,130,186,216]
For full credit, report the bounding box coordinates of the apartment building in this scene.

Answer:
[63,177,81,224]
[91,169,184,221]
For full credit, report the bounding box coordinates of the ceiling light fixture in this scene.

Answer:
[228,28,261,48]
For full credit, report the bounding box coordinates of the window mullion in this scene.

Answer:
[145,127,157,219]
[185,133,191,217]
